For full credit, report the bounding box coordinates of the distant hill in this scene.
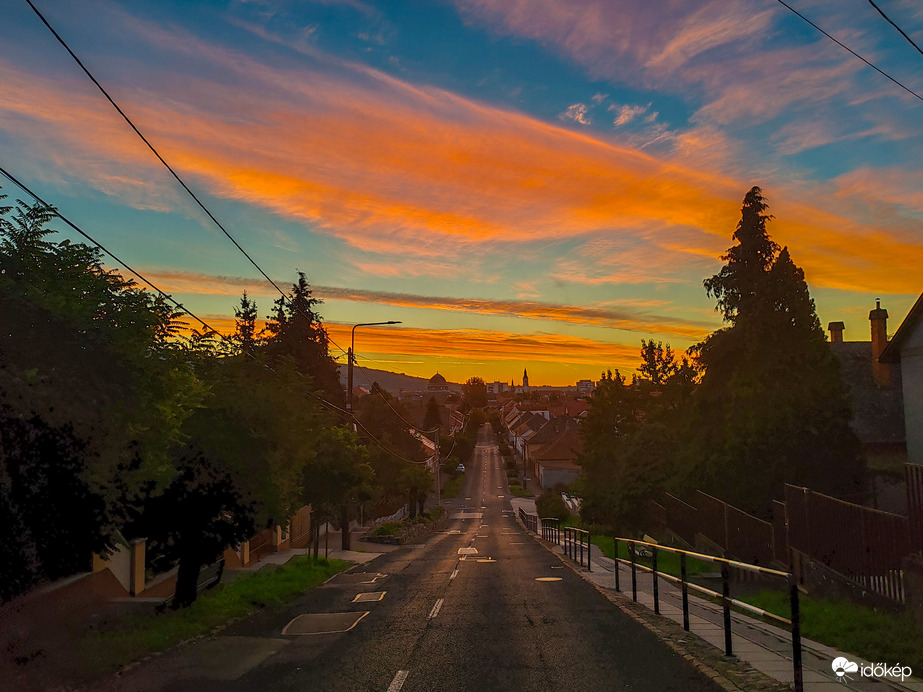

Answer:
[337,365,460,394]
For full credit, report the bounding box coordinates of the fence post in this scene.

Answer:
[629,542,637,602]
[652,546,659,614]
[680,552,689,632]
[614,538,620,592]
[721,564,733,657]
[587,530,591,572]
[790,575,804,692]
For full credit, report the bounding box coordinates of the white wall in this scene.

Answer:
[901,320,923,463]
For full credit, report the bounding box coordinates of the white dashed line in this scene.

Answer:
[450,568,459,580]
[388,669,410,691]
[428,598,444,619]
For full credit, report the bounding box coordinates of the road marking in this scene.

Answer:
[458,547,478,555]
[450,568,459,580]
[352,591,386,603]
[476,558,497,563]
[388,669,410,691]
[535,577,563,582]
[428,598,444,619]
[281,611,369,635]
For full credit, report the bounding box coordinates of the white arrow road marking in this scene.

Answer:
[428,598,444,619]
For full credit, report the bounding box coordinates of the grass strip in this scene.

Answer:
[79,556,350,676]
[742,589,923,670]
[441,473,465,499]
[508,484,533,497]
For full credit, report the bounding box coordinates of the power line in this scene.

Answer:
[864,0,923,59]
[0,166,215,335]
[23,0,349,360]
[0,167,427,465]
[773,0,923,102]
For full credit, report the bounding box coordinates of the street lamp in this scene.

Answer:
[347,321,402,412]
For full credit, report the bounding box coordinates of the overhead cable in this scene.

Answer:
[23,0,349,359]
[773,0,923,102]
[864,0,923,60]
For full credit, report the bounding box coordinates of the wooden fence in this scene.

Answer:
[784,484,909,602]
[652,464,923,604]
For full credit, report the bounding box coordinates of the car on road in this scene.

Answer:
[456,463,465,473]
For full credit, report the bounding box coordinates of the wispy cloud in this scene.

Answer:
[2,8,922,296]
[181,314,644,367]
[609,103,650,127]
[144,269,714,338]
[559,102,590,125]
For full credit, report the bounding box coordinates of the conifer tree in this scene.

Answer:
[689,187,862,513]
[264,272,341,401]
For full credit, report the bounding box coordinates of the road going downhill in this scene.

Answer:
[110,425,722,691]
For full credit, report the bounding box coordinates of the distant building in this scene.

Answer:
[486,381,507,398]
[576,379,595,397]
[522,368,530,391]
[427,372,449,392]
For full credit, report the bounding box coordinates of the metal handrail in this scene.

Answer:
[613,536,802,692]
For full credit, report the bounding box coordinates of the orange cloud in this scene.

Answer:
[183,313,641,368]
[2,12,922,295]
[143,269,714,339]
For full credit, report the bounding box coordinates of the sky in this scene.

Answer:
[2,0,922,386]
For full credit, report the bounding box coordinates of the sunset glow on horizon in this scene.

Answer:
[3,0,922,386]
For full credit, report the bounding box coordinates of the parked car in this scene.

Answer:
[456,463,465,473]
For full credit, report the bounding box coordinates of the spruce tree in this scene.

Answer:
[690,187,863,514]
[233,291,260,355]
[264,272,342,401]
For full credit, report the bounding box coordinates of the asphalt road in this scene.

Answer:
[110,425,722,692]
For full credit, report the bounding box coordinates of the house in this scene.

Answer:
[879,292,923,465]
[527,418,583,489]
[828,299,910,511]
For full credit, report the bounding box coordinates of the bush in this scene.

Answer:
[536,490,570,520]
[369,521,402,537]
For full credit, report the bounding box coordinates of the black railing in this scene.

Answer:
[518,507,538,533]
[541,517,561,544]
[563,526,591,571]
[613,537,803,692]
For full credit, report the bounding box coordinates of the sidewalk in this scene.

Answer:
[508,500,922,692]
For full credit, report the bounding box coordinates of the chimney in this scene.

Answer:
[828,321,845,343]
[869,299,891,387]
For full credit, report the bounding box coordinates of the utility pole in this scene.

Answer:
[435,428,441,506]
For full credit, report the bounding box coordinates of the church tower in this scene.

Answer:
[522,368,529,391]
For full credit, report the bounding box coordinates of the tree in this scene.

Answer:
[302,426,373,551]
[638,340,678,385]
[576,369,673,530]
[687,187,862,513]
[399,465,433,519]
[423,396,442,432]
[462,376,487,410]
[233,291,261,355]
[0,198,205,596]
[264,273,341,401]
